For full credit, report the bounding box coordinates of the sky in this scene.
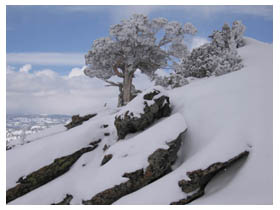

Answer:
[6,5,273,114]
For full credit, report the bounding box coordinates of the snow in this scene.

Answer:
[24,124,66,142]
[116,86,167,119]
[106,113,187,170]
[6,124,66,150]
[6,37,272,205]
[114,37,272,204]
[6,110,117,190]
[8,113,186,204]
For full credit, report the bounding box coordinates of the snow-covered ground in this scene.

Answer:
[6,114,70,149]
[6,37,272,204]
[115,37,273,204]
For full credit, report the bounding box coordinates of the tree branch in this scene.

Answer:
[113,59,124,78]
[105,80,122,87]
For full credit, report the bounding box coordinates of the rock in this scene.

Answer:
[65,113,97,129]
[170,151,249,205]
[103,144,110,152]
[143,89,161,100]
[52,194,73,205]
[101,154,113,166]
[6,145,13,151]
[114,88,171,139]
[101,124,109,128]
[83,129,185,205]
[6,144,101,203]
[89,139,102,147]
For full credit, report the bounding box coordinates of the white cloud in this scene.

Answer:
[35,69,59,78]
[6,65,153,115]
[7,52,85,66]
[19,64,32,73]
[68,67,85,78]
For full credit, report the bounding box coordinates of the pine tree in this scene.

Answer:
[174,20,245,79]
[84,14,196,106]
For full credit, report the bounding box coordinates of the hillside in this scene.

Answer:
[6,37,272,205]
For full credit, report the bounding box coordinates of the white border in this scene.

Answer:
[1,0,278,210]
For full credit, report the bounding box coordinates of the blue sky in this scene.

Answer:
[6,5,273,75]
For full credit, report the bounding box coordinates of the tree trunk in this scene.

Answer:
[122,69,134,106]
[117,84,124,107]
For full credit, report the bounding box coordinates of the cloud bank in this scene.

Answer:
[6,64,153,115]
[6,65,117,115]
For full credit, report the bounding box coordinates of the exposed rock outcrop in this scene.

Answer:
[65,113,97,130]
[101,124,109,128]
[82,129,186,205]
[6,145,13,151]
[103,144,110,152]
[115,88,171,139]
[89,139,102,147]
[52,194,73,205]
[6,143,101,203]
[100,154,113,166]
[170,151,249,205]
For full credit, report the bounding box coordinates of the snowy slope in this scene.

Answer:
[6,109,117,190]
[114,37,273,204]
[6,37,272,205]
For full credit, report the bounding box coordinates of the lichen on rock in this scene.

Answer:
[100,154,113,166]
[114,87,171,139]
[65,113,97,130]
[6,143,100,203]
[170,150,249,205]
[52,194,73,205]
[82,129,186,205]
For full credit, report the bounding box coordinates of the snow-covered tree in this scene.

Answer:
[84,14,196,106]
[232,20,246,48]
[175,21,245,78]
[154,73,189,89]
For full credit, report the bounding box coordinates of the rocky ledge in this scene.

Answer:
[65,113,97,129]
[6,141,101,203]
[115,87,171,140]
[170,151,249,205]
[82,129,186,205]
